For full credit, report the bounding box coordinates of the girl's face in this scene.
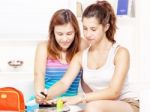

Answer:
[83,17,107,46]
[54,23,75,51]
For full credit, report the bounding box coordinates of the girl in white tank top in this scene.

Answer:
[82,43,138,100]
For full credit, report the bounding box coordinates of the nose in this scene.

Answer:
[62,35,69,42]
[85,31,93,40]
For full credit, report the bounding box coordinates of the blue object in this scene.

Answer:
[26,100,39,112]
[117,0,129,15]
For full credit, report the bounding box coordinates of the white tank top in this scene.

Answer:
[82,43,138,100]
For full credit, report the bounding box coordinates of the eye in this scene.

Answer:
[67,31,75,36]
[83,27,87,31]
[67,32,73,36]
[57,32,63,36]
[91,28,96,31]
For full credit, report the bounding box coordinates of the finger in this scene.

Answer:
[64,102,70,106]
[36,98,43,104]
[44,89,48,94]
[40,92,47,98]
[35,95,42,101]
[36,94,44,100]
[46,99,56,104]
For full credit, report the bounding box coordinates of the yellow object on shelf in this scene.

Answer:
[56,97,63,112]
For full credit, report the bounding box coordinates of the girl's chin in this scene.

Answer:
[88,42,94,46]
[61,47,68,51]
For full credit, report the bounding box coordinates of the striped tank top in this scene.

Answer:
[45,59,81,97]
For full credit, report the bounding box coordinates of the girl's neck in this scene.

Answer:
[59,51,67,64]
[90,38,113,52]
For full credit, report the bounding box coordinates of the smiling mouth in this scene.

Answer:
[62,42,70,46]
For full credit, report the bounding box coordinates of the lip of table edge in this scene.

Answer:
[29,106,70,112]
[31,105,83,111]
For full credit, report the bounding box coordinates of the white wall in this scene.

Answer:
[0,0,76,40]
[137,0,150,111]
[0,41,36,73]
[138,0,150,86]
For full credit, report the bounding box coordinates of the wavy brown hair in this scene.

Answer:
[47,9,81,63]
[82,1,117,43]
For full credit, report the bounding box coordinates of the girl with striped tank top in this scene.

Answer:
[42,1,139,112]
[33,9,88,104]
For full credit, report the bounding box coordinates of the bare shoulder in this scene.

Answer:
[37,41,48,49]
[37,41,48,48]
[36,41,48,56]
[72,50,84,65]
[116,46,129,56]
[73,50,82,59]
[115,46,130,62]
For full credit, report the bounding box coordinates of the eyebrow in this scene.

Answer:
[55,30,74,33]
[67,31,74,33]
[90,27,96,28]
[83,26,96,29]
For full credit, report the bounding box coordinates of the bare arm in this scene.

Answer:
[83,47,130,102]
[34,42,47,95]
[81,75,93,93]
[46,52,82,100]
[80,38,92,93]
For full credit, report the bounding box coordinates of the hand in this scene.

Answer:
[46,98,57,105]
[63,96,82,106]
[35,91,47,104]
[35,93,45,104]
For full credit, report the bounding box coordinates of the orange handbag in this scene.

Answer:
[0,87,25,111]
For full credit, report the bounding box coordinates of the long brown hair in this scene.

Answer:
[82,1,116,43]
[47,9,81,63]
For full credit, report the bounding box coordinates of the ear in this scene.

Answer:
[104,24,110,32]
